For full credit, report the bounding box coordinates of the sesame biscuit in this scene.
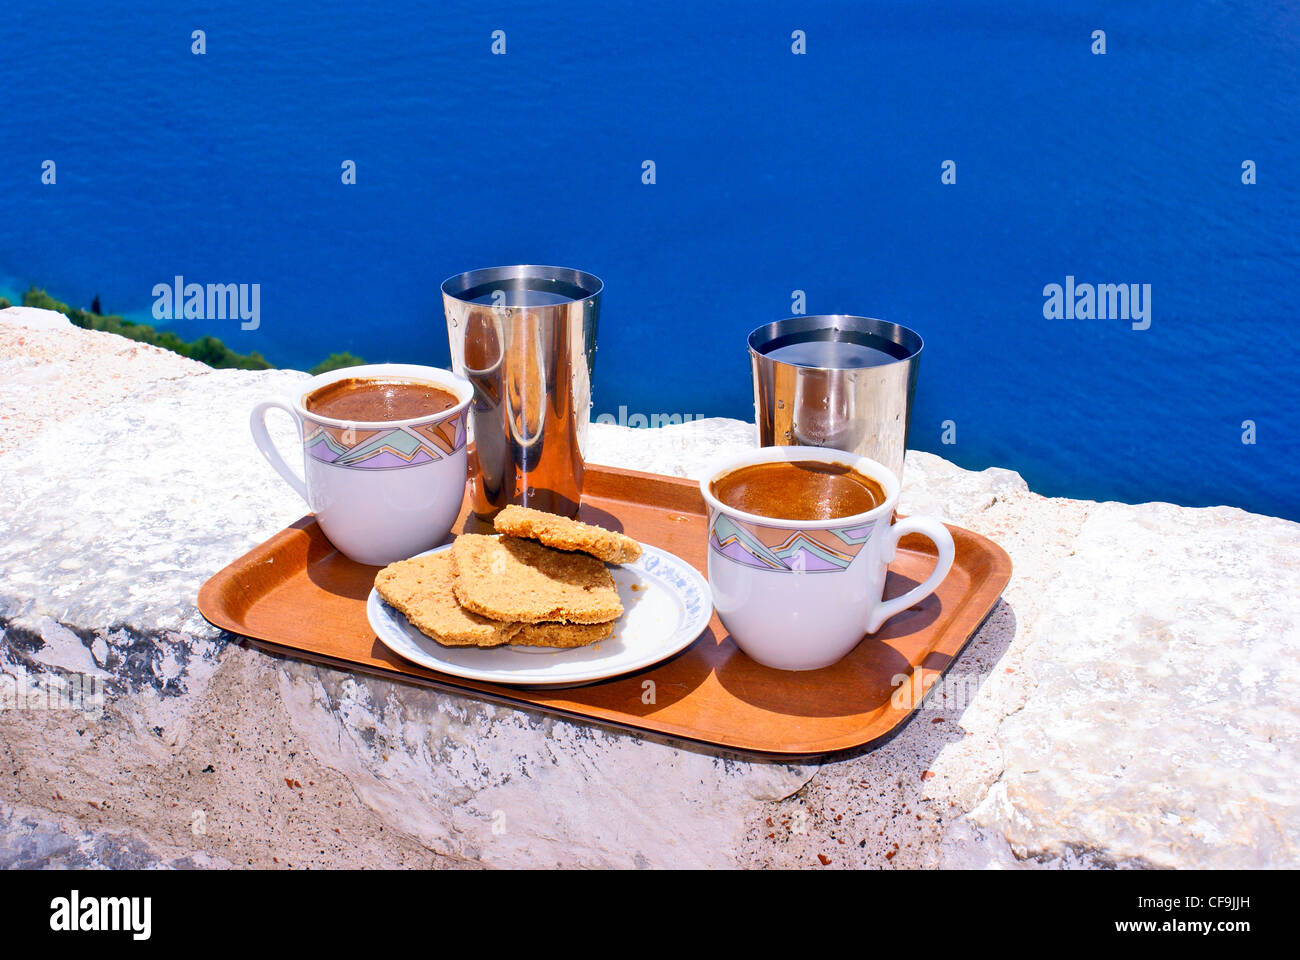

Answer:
[493,505,643,564]
[375,552,523,647]
[450,534,623,625]
[510,619,614,648]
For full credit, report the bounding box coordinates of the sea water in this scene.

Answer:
[2,0,1296,519]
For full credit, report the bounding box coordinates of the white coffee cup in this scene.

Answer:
[250,363,473,565]
[700,445,955,671]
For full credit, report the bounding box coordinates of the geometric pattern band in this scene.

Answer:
[708,512,874,573]
[303,410,467,470]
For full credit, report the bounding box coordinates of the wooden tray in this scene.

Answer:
[198,463,1011,760]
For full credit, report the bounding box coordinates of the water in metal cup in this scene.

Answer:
[442,265,601,519]
[749,315,923,481]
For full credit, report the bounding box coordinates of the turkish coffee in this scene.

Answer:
[304,377,459,422]
[710,460,886,521]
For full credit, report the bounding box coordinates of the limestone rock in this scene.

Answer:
[1,320,1296,869]
[0,306,205,456]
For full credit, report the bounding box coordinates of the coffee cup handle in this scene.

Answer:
[866,516,956,634]
[250,399,309,504]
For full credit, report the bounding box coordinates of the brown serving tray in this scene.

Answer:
[198,463,1011,760]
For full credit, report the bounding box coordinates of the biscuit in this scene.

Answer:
[493,505,643,564]
[375,552,522,647]
[510,619,614,648]
[450,534,623,624]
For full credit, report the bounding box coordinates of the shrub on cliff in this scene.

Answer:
[22,287,272,370]
[308,352,367,375]
[20,287,368,374]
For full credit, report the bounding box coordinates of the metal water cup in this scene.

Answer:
[749,315,923,481]
[442,265,602,519]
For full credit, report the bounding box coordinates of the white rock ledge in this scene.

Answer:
[1,306,1297,869]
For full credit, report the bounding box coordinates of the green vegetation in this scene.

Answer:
[309,352,367,375]
[18,287,365,373]
[0,297,11,310]
[23,287,271,369]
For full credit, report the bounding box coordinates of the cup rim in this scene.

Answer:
[699,445,901,530]
[439,264,604,305]
[746,314,924,368]
[292,362,473,429]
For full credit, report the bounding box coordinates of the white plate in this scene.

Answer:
[366,540,712,687]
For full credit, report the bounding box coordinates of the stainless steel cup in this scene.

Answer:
[749,315,923,481]
[442,265,602,519]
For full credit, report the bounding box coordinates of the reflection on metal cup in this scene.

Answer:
[749,315,923,481]
[442,265,602,519]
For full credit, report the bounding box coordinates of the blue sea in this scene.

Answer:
[4,1,1297,519]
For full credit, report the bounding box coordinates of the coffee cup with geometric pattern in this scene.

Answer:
[700,445,955,670]
[250,363,472,565]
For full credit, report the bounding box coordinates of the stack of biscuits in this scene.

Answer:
[374,505,643,649]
